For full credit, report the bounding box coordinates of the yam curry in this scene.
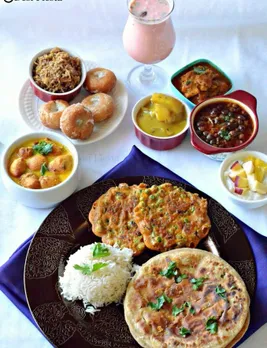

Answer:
[8,138,73,189]
[137,93,187,138]
[172,63,231,105]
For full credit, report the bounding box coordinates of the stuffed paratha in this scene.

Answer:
[124,248,250,348]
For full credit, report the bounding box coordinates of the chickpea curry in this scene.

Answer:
[194,102,254,148]
[172,63,231,105]
[8,138,73,189]
[137,93,187,137]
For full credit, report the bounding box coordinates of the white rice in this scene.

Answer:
[59,243,133,313]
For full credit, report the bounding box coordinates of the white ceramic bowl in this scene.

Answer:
[1,131,79,209]
[219,150,267,209]
[132,94,190,151]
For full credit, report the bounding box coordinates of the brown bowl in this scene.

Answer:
[190,90,259,161]
[132,94,190,151]
[29,48,87,102]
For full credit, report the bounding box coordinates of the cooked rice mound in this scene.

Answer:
[59,243,133,313]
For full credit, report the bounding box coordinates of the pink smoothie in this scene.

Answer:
[129,0,171,21]
[123,0,176,64]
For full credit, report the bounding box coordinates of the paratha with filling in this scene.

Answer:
[124,248,250,348]
[134,183,211,251]
[89,183,147,256]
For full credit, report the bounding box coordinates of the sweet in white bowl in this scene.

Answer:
[1,131,79,209]
[219,150,267,209]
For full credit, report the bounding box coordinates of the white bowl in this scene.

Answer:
[219,150,267,209]
[1,131,79,209]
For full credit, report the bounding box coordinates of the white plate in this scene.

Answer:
[19,61,128,146]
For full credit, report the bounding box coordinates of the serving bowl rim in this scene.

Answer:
[29,47,87,97]
[190,95,259,154]
[1,131,79,193]
[170,58,233,108]
[219,150,267,204]
[132,93,190,140]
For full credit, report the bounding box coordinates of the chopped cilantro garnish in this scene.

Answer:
[160,261,178,278]
[230,285,237,290]
[185,80,191,85]
[193,66,207,74]
[172,302,192,317]
[40,163,48,176]
[92,243,110,258]
[215,285,227,300]
[33,141,53,155]
[179,327,191,337]
[220,129,231,141]
[184,218,189,223]
[206,317,218,334]
[190,277,207,290]
[176,274,188,283]
[148,294,172,311]
[73,262,108,275]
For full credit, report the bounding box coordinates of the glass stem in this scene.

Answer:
[139,64,156,83]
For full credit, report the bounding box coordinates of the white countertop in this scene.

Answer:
[0,0,267,347]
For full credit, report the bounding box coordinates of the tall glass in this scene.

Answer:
[123,0,176,95]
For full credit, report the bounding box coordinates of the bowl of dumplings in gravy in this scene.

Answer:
[1,131,79,208]
[132,93,190,151]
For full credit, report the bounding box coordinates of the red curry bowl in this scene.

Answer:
[29,48,87,102]
[132,94,190,151]
[190,90,259,158]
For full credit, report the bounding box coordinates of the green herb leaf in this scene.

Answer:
[179,327,191,337]
[215,285,227,300]
[220,129,231,141]
[193,66,207,75]
[206,317,218,334]
[160,261,178,278]
[172,305,184,316]
[176,274,188,283]
[186,80,191,85]
[148,294,172,311]
[92,243,111,258]
[157,236,162,243]
[189,206,195,213]
[224,115,230,122]
[190,307,196,314]
[230,285,237,290]
[33,141,53,155]
[40,163,48,176]
[184,218,189,223]
[73,262,108,275]
[190,277,207,290]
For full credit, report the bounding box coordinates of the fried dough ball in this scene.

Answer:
[9,158,27,177]
[60,104,94,140]
[20,173,41,189]
[82,93,115,123]
[48,154,73,173]
[84,68,117,94]
[18,147,33,159]
[27,154,47,171]
[39,174,61,189]
[39,100,69,129]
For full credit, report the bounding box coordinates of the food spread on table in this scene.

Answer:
[136,93,187,137]
[172,63,232,105]
[124,249,250,348]
[8,138,73,189]
[225,156,267,199]
[194,102,253,148]
[33,47,82,93]
[2,0,266,346]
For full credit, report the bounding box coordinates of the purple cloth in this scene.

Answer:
[0,146,266,346]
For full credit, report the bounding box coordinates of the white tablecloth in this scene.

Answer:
[0,0,267,347]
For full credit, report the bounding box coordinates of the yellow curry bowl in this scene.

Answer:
[1,131,79,209]
[132,93,190,151]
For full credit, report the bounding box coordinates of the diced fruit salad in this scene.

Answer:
[225,156,267,199]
